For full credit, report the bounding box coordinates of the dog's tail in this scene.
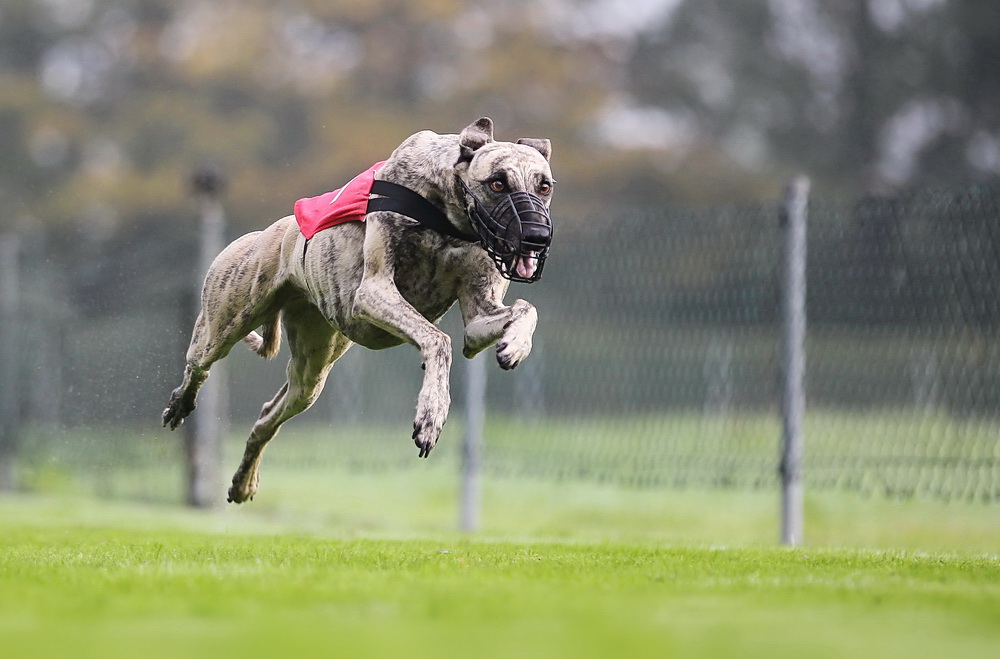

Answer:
[242,315,282,360]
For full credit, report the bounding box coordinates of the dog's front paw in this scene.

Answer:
[412,412,444,458]
[496,337,531,370]
[496,324,533,370]
[496,301,536,370]
[412,396,448,458]
[412,422,438,458]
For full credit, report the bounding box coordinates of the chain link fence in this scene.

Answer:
[2,185,999,503]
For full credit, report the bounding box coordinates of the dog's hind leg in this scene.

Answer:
[227,302,351,504]
[162,304,282,431]
[162,310,215,430]
[162,224,292,431]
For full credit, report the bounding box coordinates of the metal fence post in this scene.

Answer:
[460,353,486,532]
[780,176,809,546]
[185,164,228,508]
[0,233,21,491]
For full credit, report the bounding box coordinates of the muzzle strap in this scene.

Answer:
[366,178,552,283]
[368,180,477,243]
[459,179,553,283]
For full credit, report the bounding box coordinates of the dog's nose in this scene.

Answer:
[521,222,551,247]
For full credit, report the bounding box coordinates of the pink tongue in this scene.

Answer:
[515,253,538,279]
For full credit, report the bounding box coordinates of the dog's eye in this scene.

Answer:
[539,182,552,196]
[490,180,506,193]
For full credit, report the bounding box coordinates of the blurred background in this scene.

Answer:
[1,0,999,543]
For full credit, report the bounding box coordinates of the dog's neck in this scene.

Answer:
[377,155,478,239]
[368,179,477,243]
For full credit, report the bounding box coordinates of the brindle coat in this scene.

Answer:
[162,118,554,504]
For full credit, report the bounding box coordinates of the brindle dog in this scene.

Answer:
[162,118,554,504]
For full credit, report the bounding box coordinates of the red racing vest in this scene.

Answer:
[293,161,386,240]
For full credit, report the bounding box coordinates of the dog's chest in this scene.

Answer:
[392,232,463,320]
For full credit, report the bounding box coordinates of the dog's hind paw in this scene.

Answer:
[227,471,259,504]
[162,391,194,431]
[163,386,195,430]
[162,407,179,429]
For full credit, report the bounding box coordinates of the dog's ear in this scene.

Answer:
[516,138,551,162]
[457,117,495,165]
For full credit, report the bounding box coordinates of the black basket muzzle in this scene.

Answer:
[460,180,553,283]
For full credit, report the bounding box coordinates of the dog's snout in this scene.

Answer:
[521,222,551,247]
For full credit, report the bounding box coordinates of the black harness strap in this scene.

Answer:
[367,180,477,243]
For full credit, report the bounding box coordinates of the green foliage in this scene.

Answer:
[1,0,673,235]
[628,0,1000,195]
[8,0,996,240]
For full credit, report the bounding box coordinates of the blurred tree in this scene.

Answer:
[3,0,999,240]
[624,0,1000,196]
[0,0,778,240]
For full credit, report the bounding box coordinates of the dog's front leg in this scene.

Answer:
[352,224,451,457]
[355,276,451,457]
[460,279,537,370]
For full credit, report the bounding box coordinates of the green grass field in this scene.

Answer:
[4,417,1000,658]
[3,470,1000,658]
[2,493,999,659]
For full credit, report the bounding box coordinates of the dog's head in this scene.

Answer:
[455,118,554,283]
